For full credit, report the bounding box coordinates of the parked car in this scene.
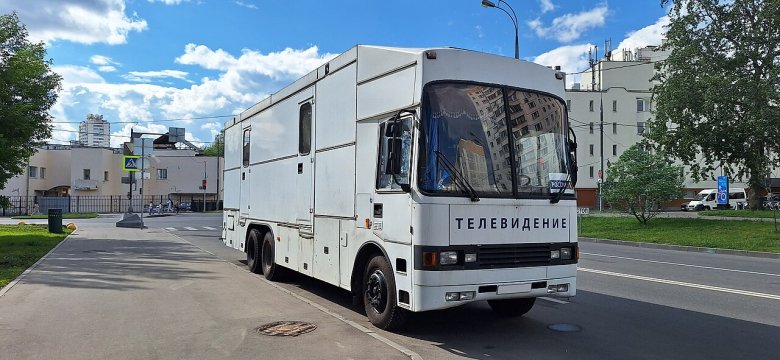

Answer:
[178,202,191,211]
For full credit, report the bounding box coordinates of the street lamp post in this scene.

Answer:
[481,0,519,59]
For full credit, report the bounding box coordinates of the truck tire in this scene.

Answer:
[246,229,262,274]
[363,255,408,330]
[488,297,536,317]
[261,231,283,281]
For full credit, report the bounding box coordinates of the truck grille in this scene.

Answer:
[478,245,552,269]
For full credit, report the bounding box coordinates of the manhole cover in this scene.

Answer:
[548,323,582,332]
[255,321,316,337]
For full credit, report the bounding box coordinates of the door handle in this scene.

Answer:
[298,163,303,174]
[242,172,245,180]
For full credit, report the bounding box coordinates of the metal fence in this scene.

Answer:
[0,195,222,216]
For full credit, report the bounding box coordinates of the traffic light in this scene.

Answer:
[202,179,207,188]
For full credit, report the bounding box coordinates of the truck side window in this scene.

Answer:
[299,103,312,155]
[242,128,251,167]
[376,117,411,190]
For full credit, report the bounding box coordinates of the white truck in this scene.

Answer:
[685,188,747,211]
[222,45,579,329]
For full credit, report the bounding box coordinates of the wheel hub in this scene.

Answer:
[366,269,387,313]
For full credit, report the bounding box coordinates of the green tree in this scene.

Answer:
[201,135,224,157]
[0,12,61,189]
[650,0,780,208]
[603,144,684,224]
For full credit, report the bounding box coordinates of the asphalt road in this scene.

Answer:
[6,213,776,359]
[150,213,780,360]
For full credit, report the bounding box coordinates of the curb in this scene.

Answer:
[579,237,780,259]
[0,227,78,298]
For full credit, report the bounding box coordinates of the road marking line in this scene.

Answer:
[184,227,198,230]
[539,297,569,304]
[165,227,177,231]
[579,267,780,301]
[203,226,217,230]
[582,252,780,277]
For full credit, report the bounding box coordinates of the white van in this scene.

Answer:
[686,189,747,211]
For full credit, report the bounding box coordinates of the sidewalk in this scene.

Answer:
[0,224,409,360]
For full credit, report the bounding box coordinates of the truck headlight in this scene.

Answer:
[550,250,560,259]
[561,247,572,260]
[440,251,458,265]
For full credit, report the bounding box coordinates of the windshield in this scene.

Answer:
[418,82,570,198]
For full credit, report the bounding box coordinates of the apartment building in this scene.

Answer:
[565,45,753,208]
[78,114,111,148]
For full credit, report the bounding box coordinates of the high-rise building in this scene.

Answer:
[78,114,110,147]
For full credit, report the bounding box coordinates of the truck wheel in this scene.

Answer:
[488,297,536,317]
[246,229,262,274]
[363,255,408,330]
[261,231,283,281]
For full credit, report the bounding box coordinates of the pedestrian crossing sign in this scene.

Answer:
[123,155,141,172]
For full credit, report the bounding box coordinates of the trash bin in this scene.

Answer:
[48,208,63,233]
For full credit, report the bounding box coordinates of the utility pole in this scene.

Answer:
[203,161,207,212]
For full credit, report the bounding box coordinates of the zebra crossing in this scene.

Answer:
[165,226,219,231]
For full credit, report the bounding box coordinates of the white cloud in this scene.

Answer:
[539,0,556,13]
[533,43,594,88]
[90,55,117,66]
[528,4,608,42]
[0,0,148,45]
[176,44,336,80]
[475,25,485,38]
[123,70,190,82]
[234,1,259,10]
[614,16,669,54]
[98,66,118,72]
[50,45,333,146]
[147,0,191,4]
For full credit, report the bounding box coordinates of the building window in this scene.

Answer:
[613,122,617,134]
[566,100,571,112]
[589,122,594,134]
[28,166,38,178]
[637,122,646,135]
[613,145,617,156]
[589,144,594,156]
[83,169,91,180]
[157,168,167,180]
[40,167,46,179]
[104,171,109,181]
[589,166,594,178]
[242,128,250,167]
[612,100,617,112]
[636,98,646,112]
[299,102,312,155]
[589,100,594,112]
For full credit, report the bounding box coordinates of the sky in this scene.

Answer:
[1,0,670,148]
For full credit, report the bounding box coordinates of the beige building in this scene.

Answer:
[0,143,222,214]
[565,45,755,208]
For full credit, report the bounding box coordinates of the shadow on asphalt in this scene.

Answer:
[269,271,780,360]
[21,235,217,291]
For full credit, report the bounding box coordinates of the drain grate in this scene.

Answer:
[255,321,316,337]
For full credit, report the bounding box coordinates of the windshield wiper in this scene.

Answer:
[434,150,480,202]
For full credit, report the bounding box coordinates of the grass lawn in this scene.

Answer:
[580,217,780,253]
[0,225,72,289]
[13,212,98,219]
[698,210,780,219]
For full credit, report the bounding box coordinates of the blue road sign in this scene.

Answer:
[123,155,141,172]
[717,176,729,205]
